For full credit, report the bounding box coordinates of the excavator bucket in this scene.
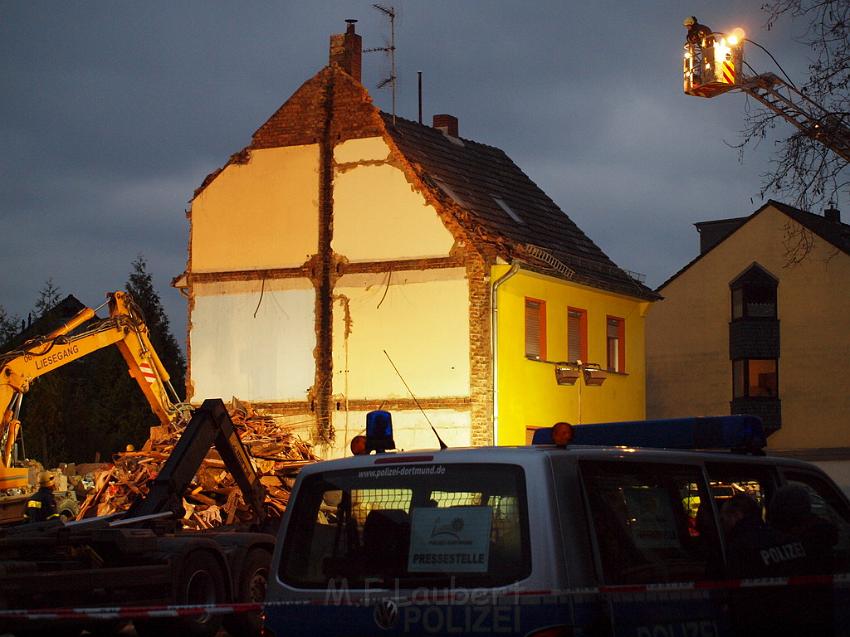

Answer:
[684,32,743,98]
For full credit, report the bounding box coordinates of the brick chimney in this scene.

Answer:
[824,205,841,223]
[329,19,362,82]
[433,114,459,137]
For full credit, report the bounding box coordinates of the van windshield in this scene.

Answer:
[278,463,530,589]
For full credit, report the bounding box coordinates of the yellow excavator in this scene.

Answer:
[0,291,190,500]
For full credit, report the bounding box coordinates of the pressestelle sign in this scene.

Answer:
[408,506,492,573]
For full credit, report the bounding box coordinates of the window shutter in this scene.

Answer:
[568,310,581,362]
[525,299,543,359]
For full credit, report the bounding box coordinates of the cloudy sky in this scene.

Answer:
[0,1,820,343]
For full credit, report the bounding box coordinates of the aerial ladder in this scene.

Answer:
[683,23,850,164]
[0,291,190,491]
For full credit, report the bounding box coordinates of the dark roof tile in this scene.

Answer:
[382,113,657,301]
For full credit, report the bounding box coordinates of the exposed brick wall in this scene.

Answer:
[251,69,329,149]
[250,66,384,151]
[183,207,195,401]
[466,246,495,445]
[329,23,361,83]
[328,68,385,141]
[314,68,336,446]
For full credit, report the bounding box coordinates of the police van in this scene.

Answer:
[263,414,850,636]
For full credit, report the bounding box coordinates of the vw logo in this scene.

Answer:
[373,598,399,630]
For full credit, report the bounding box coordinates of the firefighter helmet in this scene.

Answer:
[38,471,55,487]
[683,16,698,27]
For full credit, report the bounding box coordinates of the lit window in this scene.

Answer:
[525,298,546,360]
[730,265,777,320]
[567,308,587,362]
[732,359,778,398]
[606,316,625,373]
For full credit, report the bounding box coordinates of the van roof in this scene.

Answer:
[299,443,818,475]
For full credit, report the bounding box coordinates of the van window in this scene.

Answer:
[780,472,850,573]
[704,462,778,514]
[278,463,530,588]
[581,461,720,583]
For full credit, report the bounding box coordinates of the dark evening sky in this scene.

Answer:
[0,2,820,341]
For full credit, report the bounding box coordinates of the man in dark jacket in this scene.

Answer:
[24,471,58,523]
[768,484,837,634]
[683,16,712,46]
[721,494,812,636]
[721,493,807,577]
[683,16,714,87]
[768,483,838,574]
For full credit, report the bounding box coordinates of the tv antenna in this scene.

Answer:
[364,4,397,125]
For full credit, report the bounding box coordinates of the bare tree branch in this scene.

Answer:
[738,1,850,210]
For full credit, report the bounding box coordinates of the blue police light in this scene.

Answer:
[366,410,396,453]
[531,415,766,454]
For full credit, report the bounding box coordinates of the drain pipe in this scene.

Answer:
[491,260,521,446]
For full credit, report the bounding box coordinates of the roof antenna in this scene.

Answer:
[364,4,397,125]
[383,349,448,450]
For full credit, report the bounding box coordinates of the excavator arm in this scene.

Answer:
[0,291,189,483]
[125,398,267,527]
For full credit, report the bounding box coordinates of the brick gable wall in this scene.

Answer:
[251,65,384,150]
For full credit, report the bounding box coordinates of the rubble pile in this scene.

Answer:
[76,399,319,528]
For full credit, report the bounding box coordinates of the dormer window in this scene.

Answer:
[730,264,777,320]
[492,196,524,224]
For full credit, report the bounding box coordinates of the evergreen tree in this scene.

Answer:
[34,279,61,315]
[0,305,19,348]
[125,255,186,397]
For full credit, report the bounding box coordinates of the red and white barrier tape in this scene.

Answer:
[2,574,849,622]
[0,601,261,622]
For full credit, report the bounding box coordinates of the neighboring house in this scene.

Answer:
[174,23,656,457]
[647,200,850,487]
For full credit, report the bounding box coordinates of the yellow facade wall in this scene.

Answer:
[332,137,456,261]
[646,205,850,450]
[494,266,648,446]
[191,145,319,272]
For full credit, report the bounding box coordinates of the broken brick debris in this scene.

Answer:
[76,399,319,528]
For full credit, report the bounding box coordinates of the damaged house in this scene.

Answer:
[174,23,657,456]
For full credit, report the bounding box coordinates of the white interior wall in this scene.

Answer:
[191,145,319,272]
[332,269,470,401]
[190,280,315,402]
[332,137,455,262]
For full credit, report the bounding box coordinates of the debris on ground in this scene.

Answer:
[76,398,319,528]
